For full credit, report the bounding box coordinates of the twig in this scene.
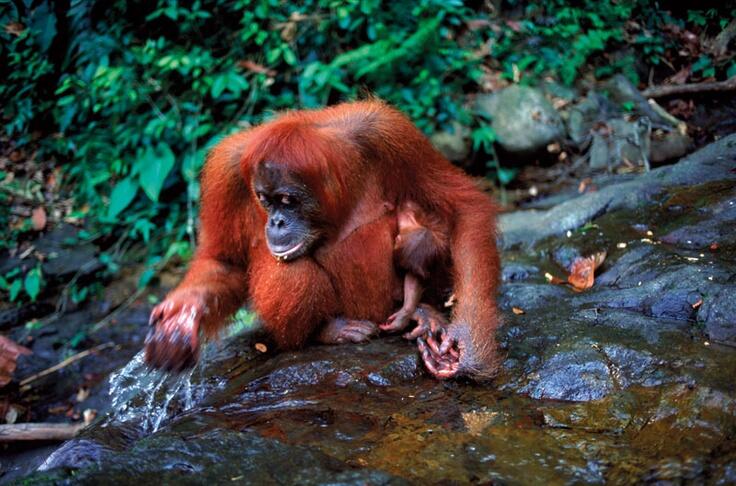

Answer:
[0,422,84,442]
[647,99,686,131]
[19,342,115,388]
[642,77,736,98]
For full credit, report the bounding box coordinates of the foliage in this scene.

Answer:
[0,0,734,304]
[0,264,43,302]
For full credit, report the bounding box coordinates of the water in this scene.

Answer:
[108,347,224,432]
[107,314,257,432]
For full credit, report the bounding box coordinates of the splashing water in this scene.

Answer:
[108,347,224,433]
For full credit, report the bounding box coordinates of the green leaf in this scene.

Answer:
[24,267,42,302]
[69,330,87,348]
[211,75,227,98]
[692,55,712,73]
[30,1,57,52]
[108,177,138,218]
[138,143,176,202]
[9,279,22,301]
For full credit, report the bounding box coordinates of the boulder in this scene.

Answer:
[476,85,565,153]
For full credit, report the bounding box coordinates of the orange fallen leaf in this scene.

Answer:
[255,343,268,353]
[512,307,525,315]
[0,335,32,387]
[691,298,703,309]
[31,207,47,231]
[568,251,607,292]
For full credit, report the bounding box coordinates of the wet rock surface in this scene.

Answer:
[17,137,736,485]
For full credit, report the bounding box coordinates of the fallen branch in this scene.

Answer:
[642,77,736,98]
[0,422,84,441]
[19,342,115,389]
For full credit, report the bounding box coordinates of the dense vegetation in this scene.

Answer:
[1,0,734,303]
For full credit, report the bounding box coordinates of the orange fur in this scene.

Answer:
[152,100,501,375]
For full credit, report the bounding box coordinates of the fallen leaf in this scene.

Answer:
[568,251,607,292]
[512,307,525,315]
[31,207,47,231]
[255,343,268,353]
[0,335,32,387]
[710,242,719,251]
[692,298,703,309]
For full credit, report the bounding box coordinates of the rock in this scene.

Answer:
[600,345,667,388]
[430,123,471,162]
[540,80,578,101]
[475,85,565,153]
[661,196,736,248]
[35,225,101,279]
[650,129,691,163]
[698,287,736,345]
[499,134,736,248]
[499,283,570,311]
[604,74,671,126]
[501,261,539,282]
[564,93,615,146]
[589,132,610,169]
[589,118,651,171]
[44,429,406,485]
[522,348,614,402]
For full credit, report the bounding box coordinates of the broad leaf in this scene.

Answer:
[24,268,42,302]
[138,143,176,202]
[108,177,138,218]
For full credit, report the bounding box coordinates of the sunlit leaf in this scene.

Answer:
[24,267,42,302]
